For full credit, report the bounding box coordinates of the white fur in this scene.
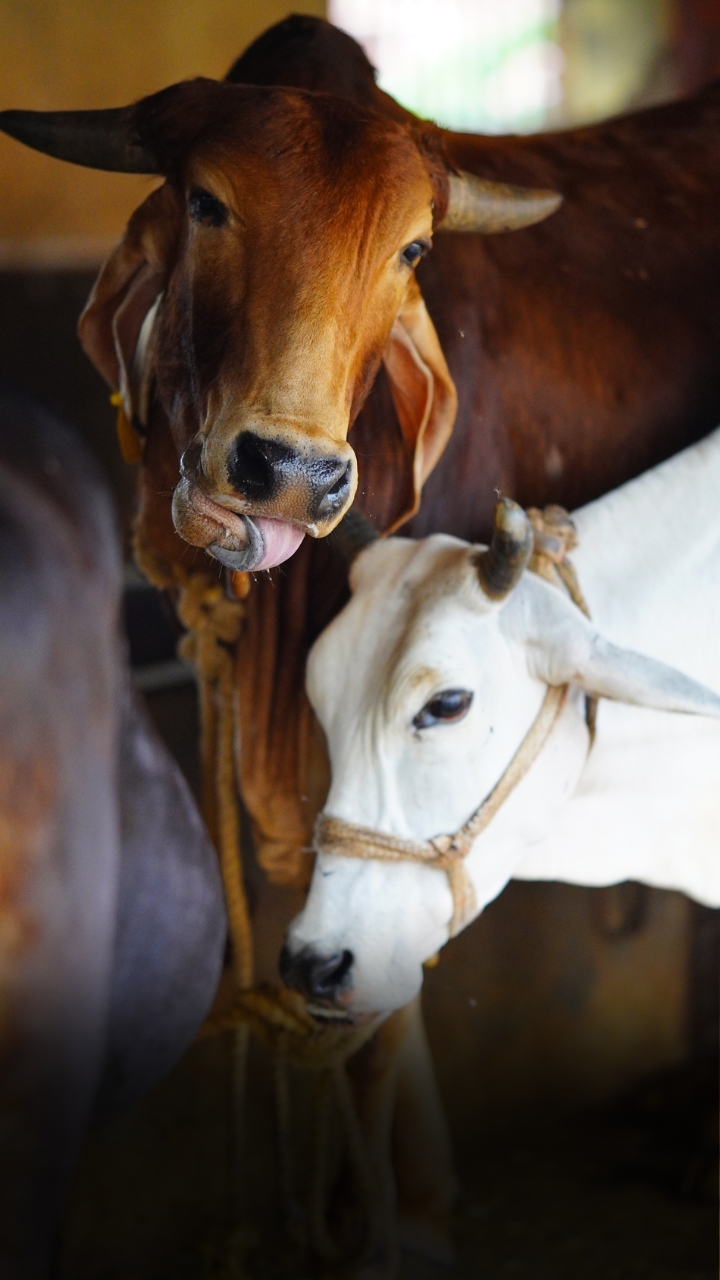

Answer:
[288,429,720,1015]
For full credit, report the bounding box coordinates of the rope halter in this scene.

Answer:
[314,503,589,939]
[315,683,567,937]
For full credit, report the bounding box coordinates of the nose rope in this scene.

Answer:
[314,504,590,939]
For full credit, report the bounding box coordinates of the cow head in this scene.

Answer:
[1,83,560,570]
[282,502,720,1015]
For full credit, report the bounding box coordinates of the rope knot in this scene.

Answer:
[527,503,577,567]
[177,575,244,644]
[527,504,590,619]
[428,832,467,862]
[173,575,246,687]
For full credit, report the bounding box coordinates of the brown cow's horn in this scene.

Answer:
[476,498,533,600]
[439,171,562,234]
[0,107,159,173]
[328,507,379,565]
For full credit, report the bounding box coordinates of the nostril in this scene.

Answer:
[228,433,274,501]
[228,432,298,502]
[325,462,352,500]
[314,461,353,518]
[280,944,354,1002]
[310,949,354,999]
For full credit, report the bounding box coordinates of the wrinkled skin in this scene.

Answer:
[287,434,720,1014]
[0,391,225,1277]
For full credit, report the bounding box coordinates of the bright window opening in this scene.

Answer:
[329,0,564,133]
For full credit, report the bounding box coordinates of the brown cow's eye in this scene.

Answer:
[188,186,228,227]
[413,689,473,730]
[401,239,429,267]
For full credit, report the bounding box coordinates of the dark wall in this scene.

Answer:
[0,270,135,542]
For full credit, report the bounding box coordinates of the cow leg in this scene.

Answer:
[392,996,458,1264]
[344,997,457,1277]
[0,466,120,1278]
[91,677,226,1124]
[344,1007,410,1279]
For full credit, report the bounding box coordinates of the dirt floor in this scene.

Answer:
[405,1062,719,1280]
[58,1041,717,1280]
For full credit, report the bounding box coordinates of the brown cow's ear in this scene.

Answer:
[381,276,457,531]
[78,184,179,430]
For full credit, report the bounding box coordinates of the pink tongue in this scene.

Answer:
[254,518,305,570]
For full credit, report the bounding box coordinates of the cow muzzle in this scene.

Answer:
[226,430,356,531]
[172,430,356,572]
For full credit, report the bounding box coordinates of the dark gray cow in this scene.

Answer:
[0,389,226,1278]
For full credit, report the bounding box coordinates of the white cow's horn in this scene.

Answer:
[328,507,379,565]
[439,171,562,234]
[0,107,159,173]
[476,498,533,600]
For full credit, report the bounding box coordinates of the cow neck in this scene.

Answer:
[314,504,591,938]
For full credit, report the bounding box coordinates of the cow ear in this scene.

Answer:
[381,276,457,532]
[78,184,179,435]
[516,580,720,718]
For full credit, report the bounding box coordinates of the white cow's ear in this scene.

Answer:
[508,577,720,717]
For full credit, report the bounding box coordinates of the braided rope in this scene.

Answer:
[133,532,380,1262]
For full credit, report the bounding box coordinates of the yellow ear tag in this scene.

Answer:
[110,391,144,464]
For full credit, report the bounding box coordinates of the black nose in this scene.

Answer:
[227,432,352,520]
[279,943,354,1003]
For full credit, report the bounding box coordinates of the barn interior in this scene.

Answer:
[0,2,718,1277]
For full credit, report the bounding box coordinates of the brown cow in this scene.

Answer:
[0,72,556,580]
[221,17,720,885]
[0,22,566,884]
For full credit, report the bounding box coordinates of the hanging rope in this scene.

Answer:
[134,538,253,1226]
[134,533,380,1264]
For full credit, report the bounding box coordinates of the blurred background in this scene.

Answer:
[0,4,717,1276]
[2,0,720,262]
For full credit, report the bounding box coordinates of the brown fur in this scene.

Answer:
[222,23,720,882]
[82,20,720,879]
[80,79,455,567]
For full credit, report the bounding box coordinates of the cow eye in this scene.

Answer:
[188,186,228,227]
[401,239,429,267]
[413,689,473,730]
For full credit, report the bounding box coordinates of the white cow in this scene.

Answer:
[282,428,720,1017]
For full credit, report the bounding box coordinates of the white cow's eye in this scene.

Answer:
[413,688,473,730]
